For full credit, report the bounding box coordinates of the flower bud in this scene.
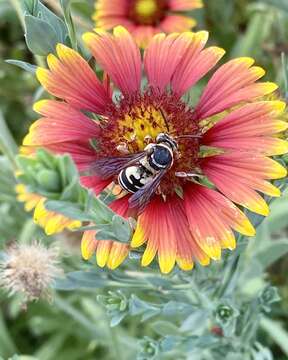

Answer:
[259,286,280,312]
[215,303,239,327]
[98,290,128,313]
[138,337,159,360]
[36,169,61,192]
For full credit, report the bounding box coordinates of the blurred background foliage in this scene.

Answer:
[0,0,288,359]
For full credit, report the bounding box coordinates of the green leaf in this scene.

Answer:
[255,239,288,269]
[260,0,288,12]
[5,59,37,73]
[261,317,288,356]
[110,312,127,327]
[266,197,288,232]
[45,200,89,222]
[111,214,132,243]
[0,311,17,358]
[151,321,180,336]
[8,356,39,360]
[54,271,108,289]
[231,12,274,57]
[23,0,67,43]
[96,219,131,243]
[129,295,160,321]
[180,310,208,332]
[24,14,59,55]
[0,111,18,166]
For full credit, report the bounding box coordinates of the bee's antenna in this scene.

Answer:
[175,134,202,139]
[159,108,170,132]
[175,172,203,178]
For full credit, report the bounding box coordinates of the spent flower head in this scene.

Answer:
[0,241,62,305]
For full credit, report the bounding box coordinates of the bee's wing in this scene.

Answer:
[129,170,167,214]
[91,152,146,179]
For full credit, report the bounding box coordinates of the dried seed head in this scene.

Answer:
[0,241,62,305]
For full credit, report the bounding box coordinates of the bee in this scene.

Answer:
[91,108,201,213]
[91,133,177,213]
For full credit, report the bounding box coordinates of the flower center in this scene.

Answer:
[129,0,167,25]
[99,91,201,196]
[118,105,167,150]
[135,0,157,17]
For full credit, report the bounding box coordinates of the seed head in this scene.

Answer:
[0,241,62,305]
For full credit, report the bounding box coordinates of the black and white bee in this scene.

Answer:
[91,133,177,213]
[91,132,201,213]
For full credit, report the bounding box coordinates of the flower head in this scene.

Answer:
[15,184,81,235]
[0,242,62,304]
[93,0,202,47]
[23,27,288,273]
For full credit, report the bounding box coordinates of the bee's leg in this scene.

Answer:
[105,182,128,200]
[116,142,129,154]
[144,134,153,145]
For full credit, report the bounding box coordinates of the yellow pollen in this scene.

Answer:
[135,0,158,18]
[118,106,168,150]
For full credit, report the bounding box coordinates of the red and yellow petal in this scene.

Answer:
[131,195,210,273]
[81,229,98,260]
[195,57,278,119]
[36,44,111,114]
[81,230,126,269]
[160,15,196,33]
[144,32,196,92]
[94,0,127,19]
[171,31,225,96]
[107,241,130,269]
[15,184,42,211]
[16,185,81,235]
[83,26,141,94]
[93,0,134,32]
[132,25,160,48]
[33,198,81,235]
[80,176,111,195]
[184,184,255,259]
[23,100,100,147]
[169,0,203,11]
[202,153,286,215]
[203,101,288,156]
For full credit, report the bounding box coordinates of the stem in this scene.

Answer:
[189,280,212,308]
[46,0,92,30]
[19,219,38,244]
[9,0,24,28]
[54,296,101,335]
[0,111,18,169]
[106,314,124,360]
[281,53,288,100]
[216,254,240,298]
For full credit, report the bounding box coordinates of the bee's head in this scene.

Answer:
[156,133,178,151]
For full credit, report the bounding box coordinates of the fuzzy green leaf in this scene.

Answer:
[24,15,58,55]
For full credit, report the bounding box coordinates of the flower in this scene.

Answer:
[0,241,62,304]
[15,183,81,235]
[93,0,202,47]
[23,27,288,273]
